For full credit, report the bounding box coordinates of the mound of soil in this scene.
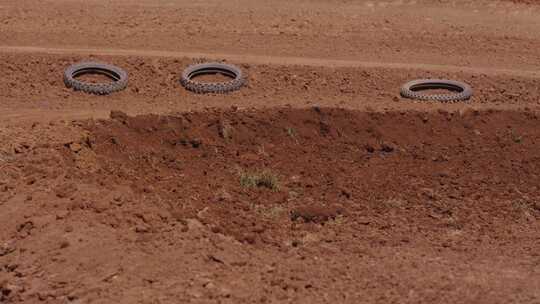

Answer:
[0,107,539,303]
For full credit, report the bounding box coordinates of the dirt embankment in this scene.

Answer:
[0,107,539,303]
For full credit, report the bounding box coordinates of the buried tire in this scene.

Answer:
[180,62,245,94]
[64,62,128,95]
[400,79,473,102]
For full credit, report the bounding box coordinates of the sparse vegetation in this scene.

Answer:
[381,197,406,208]
[286,127,299,144]
[327,214,347,226]
[218,119,234,140]
[251,203,286,218]
[512,199,536,216]
[240,170,280,191]
[509,129,523,143]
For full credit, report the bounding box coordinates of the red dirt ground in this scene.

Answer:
[0,0,540,303]
[1,108,539,303]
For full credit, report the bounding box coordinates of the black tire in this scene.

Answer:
[180,62,245,94]
[400,79,473,102]
[64,62,128,95]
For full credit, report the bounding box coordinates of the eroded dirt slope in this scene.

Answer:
[0,108,539,303]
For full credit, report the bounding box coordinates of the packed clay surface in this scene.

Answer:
[0,0,539,303]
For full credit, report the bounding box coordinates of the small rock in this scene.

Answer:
[111,198,123,207]
[54,183,77,199]
[252,224,265,234]
[69,143,83,153]
[24,176,37,186]
[13,143,30,154]
[534,201,540,211]
[135,224,150,233]
[242,233,256,244]
[208,254,225,264]
[56,211,69,220]
[16,221,34,237]
[25,177,36,186]
[357,216,372,225]
[0,240,16,256]
[143,186,154,193]
[13,146,24,154]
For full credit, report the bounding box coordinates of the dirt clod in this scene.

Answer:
[110,110,129,124]
[0,240,16,256]
[54,183,77,198]
[68,142,83,153]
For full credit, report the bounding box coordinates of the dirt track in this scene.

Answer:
[0,0,539,303]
